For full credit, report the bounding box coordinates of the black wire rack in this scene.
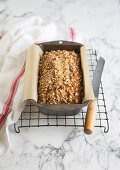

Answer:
[14,49,109,133]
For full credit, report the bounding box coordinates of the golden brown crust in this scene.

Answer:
[38,50,83,104]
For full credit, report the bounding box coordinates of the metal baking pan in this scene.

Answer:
[23,40,94,116]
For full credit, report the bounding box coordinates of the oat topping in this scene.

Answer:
[38,50,83,104]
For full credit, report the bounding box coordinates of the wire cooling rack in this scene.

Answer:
[14,49,109,133]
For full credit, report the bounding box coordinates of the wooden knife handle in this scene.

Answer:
[84,99,98,134]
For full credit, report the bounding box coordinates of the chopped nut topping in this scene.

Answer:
[38,50,83,104]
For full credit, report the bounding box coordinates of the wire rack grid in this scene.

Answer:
[14,49,109,133]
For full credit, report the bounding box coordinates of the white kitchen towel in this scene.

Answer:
[0,16,58,155]
[0,16,87,155]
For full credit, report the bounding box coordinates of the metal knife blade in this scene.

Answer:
[92,57,105,99]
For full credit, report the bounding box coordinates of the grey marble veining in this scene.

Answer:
[0,0,120,170]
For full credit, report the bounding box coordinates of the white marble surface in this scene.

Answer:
[0,0,120,169]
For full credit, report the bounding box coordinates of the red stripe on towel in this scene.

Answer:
[0,62,25,129]
[70,27,74,42]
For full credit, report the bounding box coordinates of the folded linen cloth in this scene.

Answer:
[0,16,61,155]
[0,16,87,155]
